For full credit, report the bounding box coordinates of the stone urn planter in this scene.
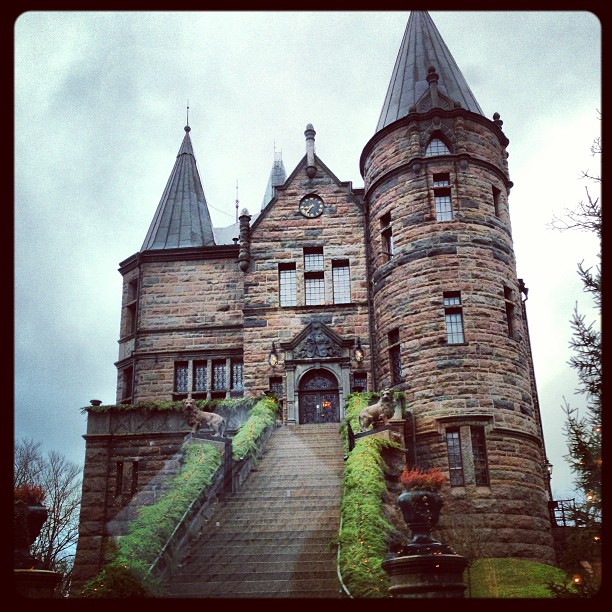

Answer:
[397,489,446,553]
[14,484,48,570]
[382,467,468,597]
[395,467,448,554]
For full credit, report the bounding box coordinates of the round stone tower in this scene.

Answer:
[361,12,555,562]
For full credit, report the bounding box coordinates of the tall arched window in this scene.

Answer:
[425,137,451,157]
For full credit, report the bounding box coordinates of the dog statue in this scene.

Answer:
[358,388,395,432]
[182,398,227,437]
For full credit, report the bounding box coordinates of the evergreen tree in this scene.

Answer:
[549,131,601,593]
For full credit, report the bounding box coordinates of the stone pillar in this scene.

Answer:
[382,554,468,598]
[14,569,62,598]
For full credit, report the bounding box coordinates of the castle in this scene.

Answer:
[72,11,557,588]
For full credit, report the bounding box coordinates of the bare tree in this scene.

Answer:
[14,437,82,596]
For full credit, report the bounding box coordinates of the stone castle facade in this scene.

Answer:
[73,11,556,588]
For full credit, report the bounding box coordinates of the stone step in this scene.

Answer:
[193,528,338,544]
[239,479,342,490]
[202,518,339,532]
[213,503,339,517]
[218,499,340,512]
[181,549,335,566]
[168,578,341,598]
[168,424,345,598]
[196,528,339,542]
[175,560,336,579]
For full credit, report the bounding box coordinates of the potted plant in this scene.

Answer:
[396,467,448,554]
[14,483,48,569]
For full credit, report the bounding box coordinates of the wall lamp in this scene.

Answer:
[268,342,279,367]
[545,460,553,477]
[353,338,365,364]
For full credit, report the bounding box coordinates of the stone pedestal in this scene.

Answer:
[14,569,62,598]
[382,553,468,598]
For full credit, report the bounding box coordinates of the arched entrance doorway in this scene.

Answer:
[298,369,340,424]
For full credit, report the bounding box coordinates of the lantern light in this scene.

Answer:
[268,342,279,367]
[353,338,365,363]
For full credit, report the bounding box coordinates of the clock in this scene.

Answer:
[299,195,324,218]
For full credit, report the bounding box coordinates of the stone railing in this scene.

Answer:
[147,424,275,587]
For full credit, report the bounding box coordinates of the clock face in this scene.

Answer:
[299,195,324,218]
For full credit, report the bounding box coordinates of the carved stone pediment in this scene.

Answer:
[281,322,352,360]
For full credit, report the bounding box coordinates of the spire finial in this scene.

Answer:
[185,101,190,132]
[235,179,239,223]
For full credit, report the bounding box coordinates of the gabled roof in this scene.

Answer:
[376,11,483,133]
[141,126,215,251]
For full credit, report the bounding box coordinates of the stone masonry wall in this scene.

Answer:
[241,156,371,404]
[362,110,555,563]
[71,408,190,591]
[116,253,244,403]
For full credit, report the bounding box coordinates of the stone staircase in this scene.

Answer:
[167,423,345,598]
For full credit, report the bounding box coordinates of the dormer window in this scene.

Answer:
[425,138,451,157]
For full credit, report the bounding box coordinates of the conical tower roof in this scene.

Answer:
[141,125,215,251]
[376,11,483,132]
[261,151,287,209]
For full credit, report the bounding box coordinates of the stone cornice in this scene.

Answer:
[115,346,244,368]
[364,153,513,206]
[119,245,240,274]
[243,302,367,316]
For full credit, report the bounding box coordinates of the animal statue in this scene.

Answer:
[182,398,227,437]
[358,388,395,431]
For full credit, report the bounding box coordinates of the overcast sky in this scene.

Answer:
[14,11,601,500]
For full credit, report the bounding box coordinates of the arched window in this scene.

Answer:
[425,137,451,157]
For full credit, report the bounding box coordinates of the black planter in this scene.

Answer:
[14,501,48,569]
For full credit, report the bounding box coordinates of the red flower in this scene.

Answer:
[400,467,446,491]
[14,483,46,505]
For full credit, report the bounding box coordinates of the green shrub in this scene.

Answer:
[231,396,277,460]
[468,557,573,598]
[83,397,257,414]
[338,394,397,598]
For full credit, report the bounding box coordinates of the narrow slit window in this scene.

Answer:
[193,361,207,393]
[130,461,139,496]
[443,291,465,344]
[388,328,403,384]
[174,361,189,393]
[279,263,297,307]
[492,186,502,217]
[380,212,394,260]
[115,461,124,497]
[122,366,134,404]
[269,376,283,398]
[471,427,489,486]
[231,359,244,392]
[504,285,516,339]
[213,360,227,391]
[446,429,464,486]
[332,260,351,304]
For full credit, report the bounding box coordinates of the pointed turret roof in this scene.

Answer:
[376,11,483,132]
[261,151,287,209]
[141,125,215,251]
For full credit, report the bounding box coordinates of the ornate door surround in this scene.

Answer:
[280,322,354,424]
